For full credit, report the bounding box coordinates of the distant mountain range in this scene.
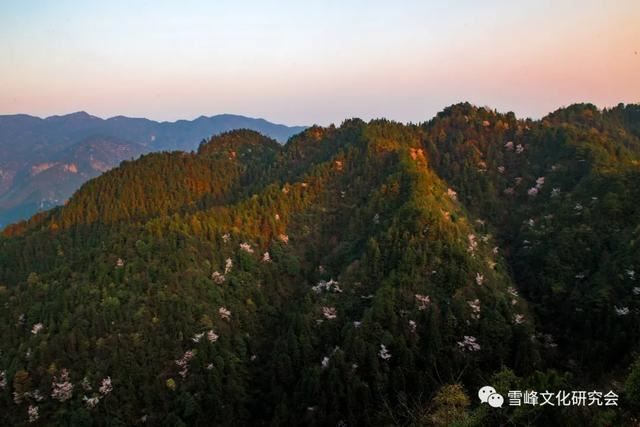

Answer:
[0,112,306,227]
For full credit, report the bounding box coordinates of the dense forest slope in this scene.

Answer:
[0,112,306,228]
[1,104,640,426]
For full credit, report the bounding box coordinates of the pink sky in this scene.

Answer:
[1,1,638,125]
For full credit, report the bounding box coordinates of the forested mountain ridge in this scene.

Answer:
[1,103,640,426]
[0,112,306,228]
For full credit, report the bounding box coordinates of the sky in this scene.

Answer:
[0,0,639,126]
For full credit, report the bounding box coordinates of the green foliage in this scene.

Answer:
[0,104,639,425]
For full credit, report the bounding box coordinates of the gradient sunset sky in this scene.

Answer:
[1,0,638,125]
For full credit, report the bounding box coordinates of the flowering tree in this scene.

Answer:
[224,258,233,274]
[414,294,431,311]
[467,234,478,254]
[239,243,254,254]
[457,336,481,352]
[83,395,100,409]
[99,377,113,395]
[467,299,481,320]
[207,330,219,343]
[28,405,39,423]
[176,350,196,378]
[211,271,226,284]
[447,188,458,200]
[219,307,232,320]
[51,369,74,402]
[378,344,392,360]
[321,306,337,320]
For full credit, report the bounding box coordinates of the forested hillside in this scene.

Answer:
[1,103,639,426]
[0,112,306,228]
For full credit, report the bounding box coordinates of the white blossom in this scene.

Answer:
[274,214,280,221]
[467,299,481,320]
[99,377,112,395]
[514,314,525,324]
[192,332,205,343]
[321,306,337,320]
[527,187,538,197]
[447,188,458,200]
[321,356,330,369]
[378,344,392,360]
[551,187,561,197]
[373,213,380,224]
[615,306,630,316]
[278,234,289,244]
[457,335,481,352]
[224,258,233,274]
[626,269,636,281]
[175,350,195,378]
[497,166,505,174]
[262,252,272,263]
[83,395,100,409]
[575,203,583,211]
[211,271,226,284]
[415,294,431,310]
[516,144,525,154]
[239,242,254,254]
[507,287,519,297]
[353,321,362,328]
[31,323,43,335]
[504,141,514,150]
[535,176,545,189]
[219,307,231,320]
[115,258,125,268]
[0,371,6,389]
[475,273,484,286]
[222,233,231,243]
[408,320,417,333]
[467,234,478,254]
[207,330,219,343]
[28,405,39,423]
[312,279,342,294]
[51,369,74,402]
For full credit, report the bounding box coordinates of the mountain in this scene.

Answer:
[0,112,306,228]
[1,103,640,426]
